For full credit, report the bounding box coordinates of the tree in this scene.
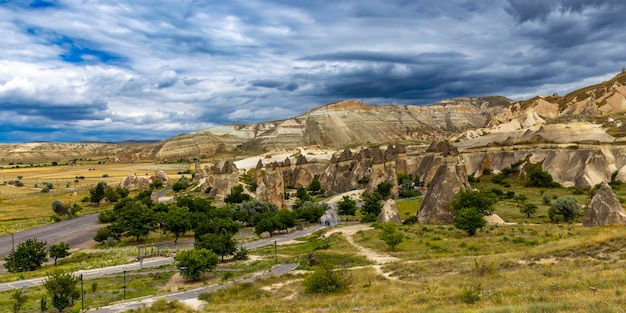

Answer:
[224,185,252,204]
[294,201,327,223]
[307,176,322,194]
[51,200,70,216]
[360,191,383,223]
[175,249,218,280]
[49,242,70,265]
[89,181,107,204]
[232,200,278,226]
[375,182,393,199]
[275,209,297,233]
[526,166,560,188]
[195,232,237,261]
[254,214,280,237]
[119,202,157,241]
[337,195,357,221]
[520,203,537,218]
[380,223,403,250]
[104,186,120,202]
[163,207,192,244]
[43,269,80,313]
[548,196,580,223]
[4,238,48,272]
[172,181,188,192]
[450,190,497,216]
[11,288,27,313]
[454,207,486,236]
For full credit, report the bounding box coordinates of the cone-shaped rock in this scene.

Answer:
[583,182,626,227]
[417,158,471,224]
[377,199,402,224]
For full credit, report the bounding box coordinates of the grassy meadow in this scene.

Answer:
[2,161,626,312]
[0,161,190,234]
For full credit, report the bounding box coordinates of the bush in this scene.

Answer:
[402,215,418,225]
[303,261,351,294]
[548,196,580,223]
[459,283,482,304]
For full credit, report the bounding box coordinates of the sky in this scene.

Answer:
[1,0,626,143]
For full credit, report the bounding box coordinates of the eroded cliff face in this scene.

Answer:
[458,145,626,189]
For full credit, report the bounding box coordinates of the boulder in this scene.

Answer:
[583,182,626,227]
[377,199,402,224]
[484,214,506,225]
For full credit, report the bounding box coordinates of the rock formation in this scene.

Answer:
[417,156,471,224]
[120,173,151,190]
[206,159,240,201]
[583,182,626,227]
[255,162,285,209]
[151,170,170,186]
[377,199,402,224]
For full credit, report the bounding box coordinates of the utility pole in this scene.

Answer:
[274,240,277,264]
[80,273,84,310]
[11,233,15,272]
[123,270,126,300]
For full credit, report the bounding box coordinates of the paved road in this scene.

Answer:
[0,223,324,292]
[0,213,100,258]
[89,263,299,313]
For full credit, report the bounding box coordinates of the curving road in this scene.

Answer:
[0,213,101,259]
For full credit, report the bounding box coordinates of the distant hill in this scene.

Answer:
[2,70,626,164]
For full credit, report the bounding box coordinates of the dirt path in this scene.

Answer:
[326,224,399,279]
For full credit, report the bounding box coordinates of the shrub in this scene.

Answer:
[402,215,418,225]
[303,261,352,294]
[548,196,580,223]
[460,283,482,304]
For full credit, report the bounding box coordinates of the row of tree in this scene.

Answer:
[4,239,70,272]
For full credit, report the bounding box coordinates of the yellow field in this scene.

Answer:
[0,161,191,234]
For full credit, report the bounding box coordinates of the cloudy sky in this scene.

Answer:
[1,0,625,143]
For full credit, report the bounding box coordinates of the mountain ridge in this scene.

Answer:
[2,70,626,163]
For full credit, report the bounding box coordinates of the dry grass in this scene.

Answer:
[0,161,189,235]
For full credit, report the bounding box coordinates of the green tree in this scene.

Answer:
[380,223,403,250]
[163,207,192,244]
[360,191,383,223]
[51,200,69,216]
[172,181,188,192]
[454,207,486,236]
[11,288,27,313]
[43,269,80,313]
[104,186,120,202]
[375,182,393,199]
[275,209,297,233]
[4,238,48,272]
[232,200,278,226]
[450,190,497,216]
[89,181,107,204]
[224,185,252,204]
[526,166,559,188]
[336,195,357,221]
[294,201,327,223]
[520,203,537,218]
[49,242,70,265]
[254,214,280,237]
[195,232,237,261]
[548,196,580,223]
[175,249,218,280]
[114,201,157,241]
[307,176,322,194]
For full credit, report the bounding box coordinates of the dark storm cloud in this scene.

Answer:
[1,0,626,142]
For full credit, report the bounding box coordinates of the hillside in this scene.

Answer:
[3,70,626,164]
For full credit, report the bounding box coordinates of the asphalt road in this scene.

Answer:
[0,223,324,292]
[0,213,100,259]
[89,263,299,313]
